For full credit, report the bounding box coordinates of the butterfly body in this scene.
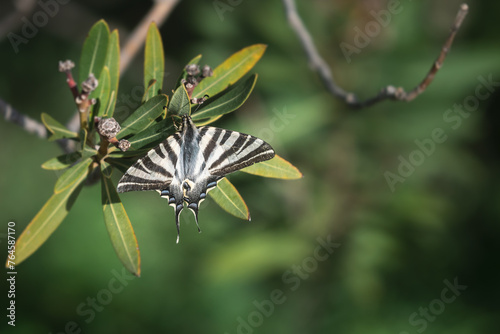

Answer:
[117,115,275,242]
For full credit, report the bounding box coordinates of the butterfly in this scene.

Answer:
[117,115,275,242]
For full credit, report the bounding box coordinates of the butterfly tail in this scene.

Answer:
[175,203,183,243]
[188,203,201,233]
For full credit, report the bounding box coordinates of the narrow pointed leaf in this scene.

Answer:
[118,94,168,138]
[101,168,141,276]
[175,54,202,89]
[79,19,110,83]
[94,66,111,117]
[104,29,120,116]
[126,118,174,149]
[192,74,257,121]
[54,157,93,193]
[192,44,266,99]
[144,22,164,102]
[41,152,81,170]
[7,172,84,267]
[41,113,79,141]
[241,155,302,179]
[209,178,250,220]
[168,84,191,117]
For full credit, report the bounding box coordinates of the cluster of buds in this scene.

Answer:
[58,60,98,113]
[181,64,213,104]
[96,117,130,152]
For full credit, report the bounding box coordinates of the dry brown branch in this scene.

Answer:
[282,0,469,108]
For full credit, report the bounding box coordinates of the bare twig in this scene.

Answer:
[0,98,46,138]
[282,0,469,108]
[120,0,181,73]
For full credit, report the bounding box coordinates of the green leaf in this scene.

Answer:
[168,84,191,117]
[192,44,266,100]
[41,113,79,141]
[41,152,81,170]
[109,148,150,158]
[126,118,174,149]
[144,22,164,102]
[192,74,257,121]
[101,160,113,178]
[241,155,302,179]
[94,66,111,117]
[101,168,141,276]
[174,54,202,89]
[54,157,93,193]
[209,178,250,220]
[79,128,97,159]
[8,170,84,267]
[106,158,135,174]
[193,115,222,127]
[104,29,120,117]
[142,79,157,103]
[118,94,168,139]
[79,19,110,84]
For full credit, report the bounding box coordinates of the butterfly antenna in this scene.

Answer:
[175,204,183,243]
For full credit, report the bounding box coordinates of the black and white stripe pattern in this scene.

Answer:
[117,115,275,242]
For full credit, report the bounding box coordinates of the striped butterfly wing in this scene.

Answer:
[116,133,181,193]
[116,116,275,243]
[198,126,275,178]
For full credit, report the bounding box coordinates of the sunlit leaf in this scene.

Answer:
[241,155,302,179]
[104,29,120,116]
[209,178,250,220]
[54,157,93,193]
[118,94,168,139]
[79,19,110,84]
[41,152,81,170]
[101,167,141,276]
[94,66,111,117]
[144,22,164,102]
[192,74,257,121]
[175,54,202,89]
[168,84,191,117]
[192,44,266,99]
[41,113,79,141]
[7,171,85,267]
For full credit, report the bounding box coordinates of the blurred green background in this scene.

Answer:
[1,0,499,333]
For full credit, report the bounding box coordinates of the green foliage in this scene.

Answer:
[79,20,110,84]
[41,113,79,141]
[101,166,141,276]
[191,74,257,121]
[192,44,267,99]
[168,84,191,117]
[8,21,301,275]
[144,22,165,102]
[209,178,250,220]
